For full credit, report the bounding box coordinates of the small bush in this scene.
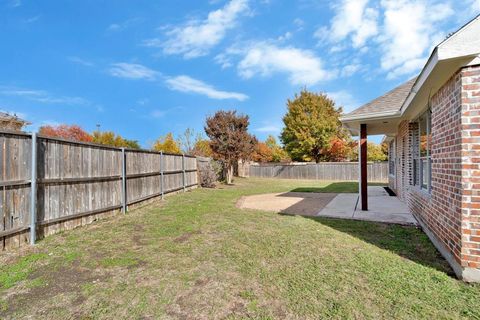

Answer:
[199,161,219,188]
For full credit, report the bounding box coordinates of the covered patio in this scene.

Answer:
[340,77,416,213]
[237,186,417,225]
[317,186,416,225]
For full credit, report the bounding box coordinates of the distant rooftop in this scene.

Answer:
[0,111,28,123]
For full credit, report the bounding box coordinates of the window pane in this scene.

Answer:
[421,159,429,189]
[413,158,418,186]
[420,114,428,157]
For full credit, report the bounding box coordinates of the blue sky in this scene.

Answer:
[1,0,479,146]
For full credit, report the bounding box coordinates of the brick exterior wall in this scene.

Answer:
[460,65,480,272]
[388,65,480,280]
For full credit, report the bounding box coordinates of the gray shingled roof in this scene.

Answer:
[0,111,28,123]
[345,77,417,118]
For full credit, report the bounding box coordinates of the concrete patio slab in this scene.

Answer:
[353,187,417,225]
[316,194,357,218]
[367,186,389,197]
[238,186,418,226]
[316,187,417,225]
[237,192,337,216]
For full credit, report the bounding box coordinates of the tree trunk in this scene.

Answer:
[224,163,234,184]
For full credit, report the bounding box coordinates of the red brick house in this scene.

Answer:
[341,16,480,282]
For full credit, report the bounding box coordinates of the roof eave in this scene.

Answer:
[340,110,402,123]
[398,48,438,115]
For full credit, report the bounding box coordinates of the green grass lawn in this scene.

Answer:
[1,178,479,319]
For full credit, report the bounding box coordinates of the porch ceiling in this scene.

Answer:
[342,114,402,136]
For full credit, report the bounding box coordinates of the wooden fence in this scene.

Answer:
[0,129,198,251]
[249,162,388,182]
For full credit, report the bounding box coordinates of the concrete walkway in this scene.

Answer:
[317,186,417,225]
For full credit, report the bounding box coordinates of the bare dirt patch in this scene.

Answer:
[174,231,202,243]
[2,261,109,318]
[132,224,148,246]
[237,192,337,216]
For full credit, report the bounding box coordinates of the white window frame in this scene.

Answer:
[415,109,432,193]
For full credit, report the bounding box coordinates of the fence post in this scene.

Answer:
[160,151,164,200]
[121,148,127,214]
[182,154,186,192]
[29,132,37,245]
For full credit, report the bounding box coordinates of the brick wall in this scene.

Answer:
[409,69,463,266]
[460,65,480,271]
[391,65,480,280]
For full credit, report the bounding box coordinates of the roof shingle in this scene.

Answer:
[345,77,417,118]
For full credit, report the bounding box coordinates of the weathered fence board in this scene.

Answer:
[249,162,388,182]
[0,132,32,249]
[1,130,198,251]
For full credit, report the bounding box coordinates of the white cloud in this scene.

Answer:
[316,0,379,48]
[317,0,455,79]
[293,18,304,30]
[107,24,121,32]
[233,42,334,85]
[137,106,183,120]
[23,15,41,24]
[254,125,281,133]
[9,0,21,7]
[326,90,360,113]
[277,32,292,41]
[0,86,89,105]
[214,53,233,69]
[165,75,248,101]
[466,0,480,12]
[143,0,250,58]
[379,0,453,78]
[150,109,167,118]
[340,64,362,77]
[106,18,142,33]
[108,63,158,80]
[68,56,94,67]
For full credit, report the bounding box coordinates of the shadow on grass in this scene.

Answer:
[290,182,387,194]
[301,215,455,276]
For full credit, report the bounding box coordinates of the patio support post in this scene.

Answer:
[360,124,368,211]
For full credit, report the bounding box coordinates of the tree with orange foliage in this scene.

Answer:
[252,142,274,163]
[39,124,93,142]
[324,137,353,162]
